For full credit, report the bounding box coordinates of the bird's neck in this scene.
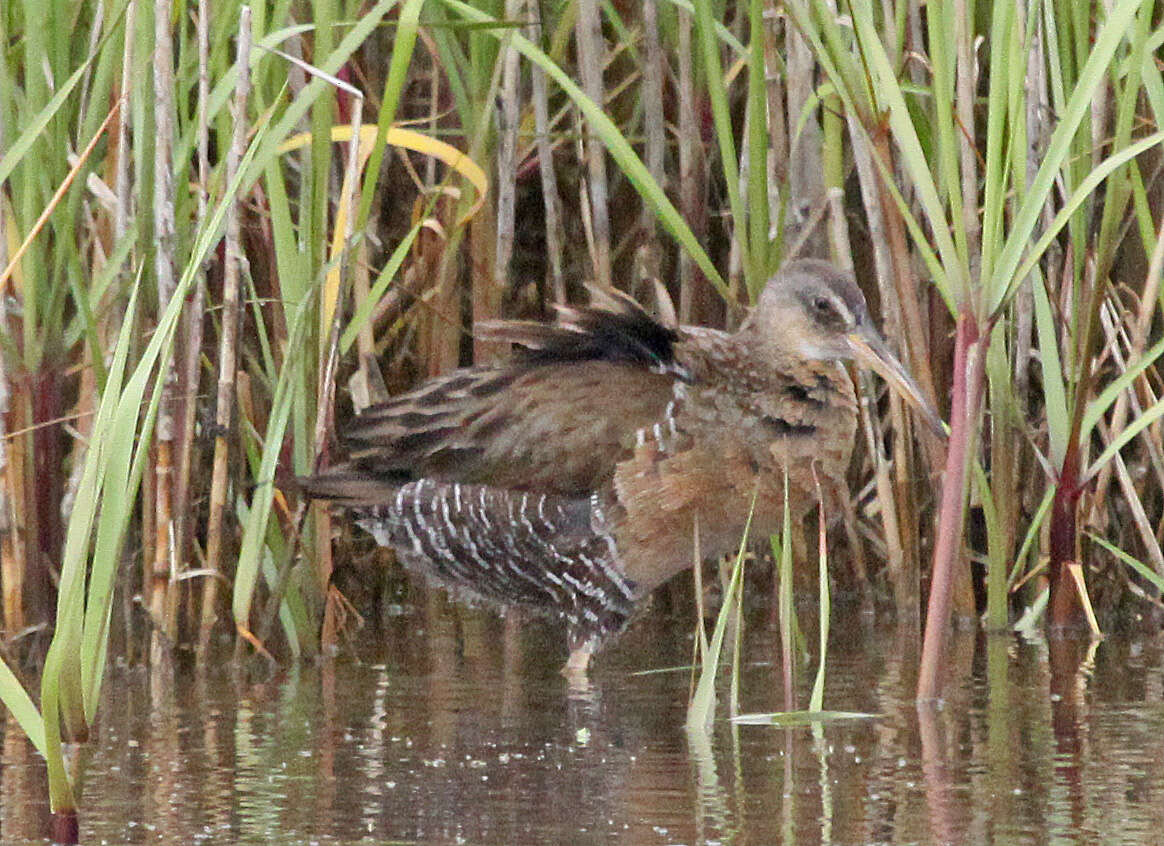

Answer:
[739,327,851,397]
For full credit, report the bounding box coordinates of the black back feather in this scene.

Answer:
[477,286,685,376]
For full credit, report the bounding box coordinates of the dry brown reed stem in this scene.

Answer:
[109,18,138,639]
[846,121,912,606]
[420,227,461,378]
[837,467,873,611]
[839,84,939,479]
[574,0,611,287]
[906,0,925,83]
[471,207,502,365]
[309,378,338,659]
[411,22,470,386]
[178,0,211,649]
[140,449,155,654]
[826,184,850,270]
[677,7,697,322]
[1097,414,1164,580]
[200,6,252,659]
[171,0,210,578]
[529,19,566,304]
[846,119,896,319]
[859,368,908,603]
[495,0,522,296]
[1094,303,1164,577]
[727,103,751,291]
[196,0,210,229]
[423,35,440,187]
[872,145,942,469]
[762,11,788,191]
[114,0,137,243]
[639,0,665,268]
[827,170,875,606]
[0,178,18,638]
[1090,215,1164,533]
[787,28,826,258]
[150,0,179,664]
[352,241,385,409]
[869,134,961,618]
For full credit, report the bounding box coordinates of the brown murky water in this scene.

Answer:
[2,600,1163,844]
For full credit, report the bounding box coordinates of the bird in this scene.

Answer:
[298,259,942,672]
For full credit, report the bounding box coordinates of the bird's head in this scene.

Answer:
[747,259,946,436]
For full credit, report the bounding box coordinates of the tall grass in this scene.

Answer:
[1,0,1163,824]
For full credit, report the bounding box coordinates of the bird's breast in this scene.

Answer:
[609,361,859,593]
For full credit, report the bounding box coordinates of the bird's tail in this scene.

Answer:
[293,465,408,505]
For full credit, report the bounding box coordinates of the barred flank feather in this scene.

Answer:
[355,480,638,648]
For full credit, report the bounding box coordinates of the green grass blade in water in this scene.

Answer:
[0,656,46,756]
[730,710,879,726]
[686,493,757,732]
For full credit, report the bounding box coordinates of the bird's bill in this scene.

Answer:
[847,329,947,437]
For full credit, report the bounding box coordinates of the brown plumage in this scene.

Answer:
[299,259,941,667]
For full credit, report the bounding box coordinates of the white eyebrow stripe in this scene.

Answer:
[829,293,854,327]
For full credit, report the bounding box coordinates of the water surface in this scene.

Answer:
[2,600,1162,844]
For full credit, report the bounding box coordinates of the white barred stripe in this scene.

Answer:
[536,494,555,532]
[438,488,456,538]
[519,492,536,536]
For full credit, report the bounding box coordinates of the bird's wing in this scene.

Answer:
[302,287,702,502]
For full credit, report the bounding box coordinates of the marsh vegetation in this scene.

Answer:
[1,0,1163,834]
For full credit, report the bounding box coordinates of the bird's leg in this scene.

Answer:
[562,627,597,684]
[563,644,593,677]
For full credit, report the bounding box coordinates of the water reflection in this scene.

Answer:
[1,602,1162,844]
